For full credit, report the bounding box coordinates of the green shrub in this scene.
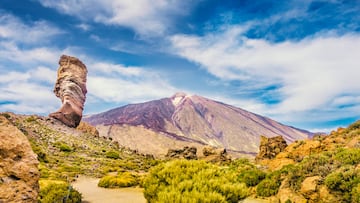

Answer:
[284,153,334,191]
[348,121,360,131]
[325,166,360,202]
[335,148,360,165]
[256,178,280,197]
[29,138,48,162]
[98,172,138,188]
[285,165,305,191]
[54,142,73,152]
[1,113,11,119]
[238,169,266,187]
[299,153,333,177]
[25,116,37,123]
[106,151,120,159]
[59,144,73,152]
[230,158,265,187]
[143,159,249,203]
[39,180,81,203]
[158,190,226,203]
[351,184,360,203]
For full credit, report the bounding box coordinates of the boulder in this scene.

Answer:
[0,115,39,202]
[202,146,231,163]
[166,146,197,160]
[276,187,307,203]
[49,55,88,128]
[300,176,320,201]
[76,121,99,137]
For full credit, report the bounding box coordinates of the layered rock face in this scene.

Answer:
[0,115,39,202]
[49,55,87,128]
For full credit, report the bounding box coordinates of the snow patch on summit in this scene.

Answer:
[171,92,191,106]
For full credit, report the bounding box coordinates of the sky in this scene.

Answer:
[0,0,359,132]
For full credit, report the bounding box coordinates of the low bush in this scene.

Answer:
[335,148,360,165]
[351,184,360,203]
[347,120,360,131]
[54,142,73,152]
[143,159,249,203]
[39,179,81,203]
[106,151,120,159]
[238,168,266,187]
[256,178,281,197]
[325,166,360,202]
[29,138,48,162]
[98,172,138,188]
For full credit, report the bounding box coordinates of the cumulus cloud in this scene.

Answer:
[0,11,177,114]
[37,0,194,36]
[170,26,360,123]
[0,12,64,67]
[0,12,62,45]
[0,42,61,67]
[86,61,178,104]
[0,68,59,114]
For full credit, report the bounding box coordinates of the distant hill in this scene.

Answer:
[84,93,312,156]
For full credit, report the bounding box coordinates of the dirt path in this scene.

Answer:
[72,176,146,203]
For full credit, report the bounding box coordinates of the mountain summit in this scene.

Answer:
[84,93,312,156]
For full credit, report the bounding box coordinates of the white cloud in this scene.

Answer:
[86,61,178,104]
[76,23,91,31]
[0,12,64,67]
[0,13,62,45]
[0,42,61,66]
[37,0,194,36]
[170,26,360,123]
[90,62,144,77]
[0,76,59,114]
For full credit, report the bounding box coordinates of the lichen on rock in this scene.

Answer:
[49,55,88,128]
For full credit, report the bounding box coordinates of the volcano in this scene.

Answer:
[84,93,312,156]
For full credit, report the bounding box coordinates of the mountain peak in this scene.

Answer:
[171,92,191,106]
[84,93,312,156]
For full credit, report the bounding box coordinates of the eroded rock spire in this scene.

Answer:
[49,55,87,127]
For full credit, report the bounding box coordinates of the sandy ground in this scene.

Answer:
[72,176,146,203]
[240,198,269,203]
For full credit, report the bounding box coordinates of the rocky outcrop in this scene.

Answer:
[256,135,288,161]
[166,146,197,159]
[76,121,99,137]
[202,146,231,163]
[0,115,39,202]
[49,55,88,128]
[301,176,321,201]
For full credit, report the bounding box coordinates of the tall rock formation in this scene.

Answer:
[49,55,88,128]
[0,115,40,202]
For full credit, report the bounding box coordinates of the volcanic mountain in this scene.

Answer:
[84,93,312,156]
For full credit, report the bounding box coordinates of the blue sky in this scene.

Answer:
[0,0,359,132]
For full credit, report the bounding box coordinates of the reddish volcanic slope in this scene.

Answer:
[84,93,312,156]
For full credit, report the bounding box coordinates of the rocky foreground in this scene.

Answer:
[1,111,359,202]
[0,115,39,202]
